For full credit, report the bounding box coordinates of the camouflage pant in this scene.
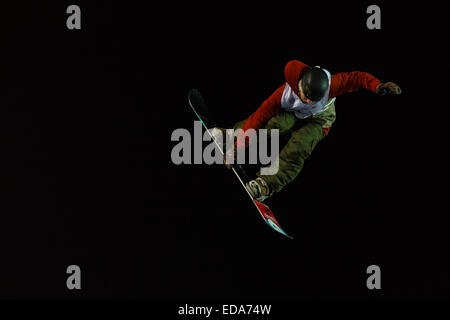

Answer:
[234,101,336,193]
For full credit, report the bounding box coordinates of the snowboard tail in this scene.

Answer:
[187,89,217,128]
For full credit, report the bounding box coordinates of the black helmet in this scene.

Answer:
[300,67,329,101]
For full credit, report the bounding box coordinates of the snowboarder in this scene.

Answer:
[222,59,402,201]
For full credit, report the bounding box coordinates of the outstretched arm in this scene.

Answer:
[329,71,402,98]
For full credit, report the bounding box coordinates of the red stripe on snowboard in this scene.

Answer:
[254,200,282,227]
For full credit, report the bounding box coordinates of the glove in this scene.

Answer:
[223,145,237,170]
[376,82,402,96]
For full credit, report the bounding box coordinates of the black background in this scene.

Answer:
[1,1,448,301]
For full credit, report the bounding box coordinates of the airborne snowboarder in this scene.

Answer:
[222,59,402,201]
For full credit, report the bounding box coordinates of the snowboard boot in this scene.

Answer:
[246,177,272,201]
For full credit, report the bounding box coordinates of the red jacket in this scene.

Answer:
[236,60,381,147]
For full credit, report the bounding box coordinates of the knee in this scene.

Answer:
[290,126,323,158]
[233,119,247,131]
[290,137,314,159]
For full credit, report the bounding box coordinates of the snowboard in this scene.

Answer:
[187,88,293,239]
